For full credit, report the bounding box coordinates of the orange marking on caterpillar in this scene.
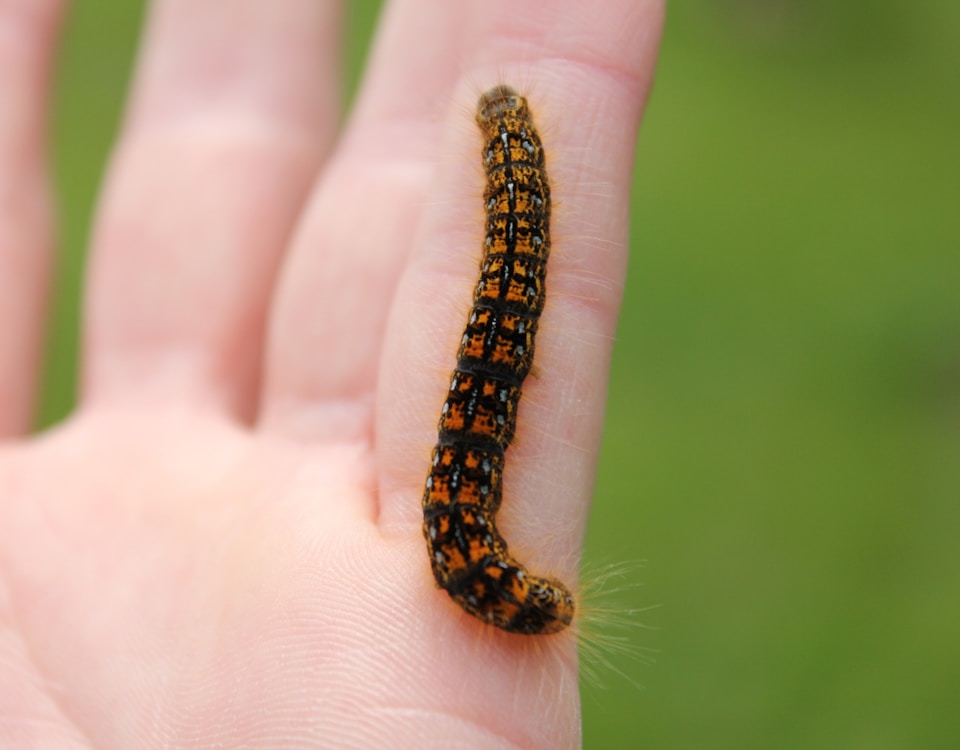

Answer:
[423,85,574,635]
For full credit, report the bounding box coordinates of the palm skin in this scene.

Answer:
[0,0,662,747]
[2,412,580,747]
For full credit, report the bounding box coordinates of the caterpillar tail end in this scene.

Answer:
[500,570,576,635]
[425,524,575,635]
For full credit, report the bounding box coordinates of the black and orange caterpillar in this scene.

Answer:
[422,86,574,635]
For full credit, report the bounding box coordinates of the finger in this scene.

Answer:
[258,0,471,441]
[0,2,64,437]
[376,0,665,596]
[82,0,341,419]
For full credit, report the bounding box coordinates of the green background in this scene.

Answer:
[46,2,960,747]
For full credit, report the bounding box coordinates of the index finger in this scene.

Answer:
[376,0,664,604]
[0,2,63,436]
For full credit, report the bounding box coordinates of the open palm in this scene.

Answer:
[0,1,662,747]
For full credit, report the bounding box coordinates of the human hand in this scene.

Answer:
[0,1,662,746]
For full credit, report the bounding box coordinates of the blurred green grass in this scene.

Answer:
[45,2,960,748]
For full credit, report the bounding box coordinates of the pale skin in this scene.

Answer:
[0,0,663,747]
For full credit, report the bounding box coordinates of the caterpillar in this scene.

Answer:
[422,85,575,635]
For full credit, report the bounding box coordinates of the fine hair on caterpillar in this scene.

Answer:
[574,560,659,690]
[422,85,575,635]
[449,558,658,690]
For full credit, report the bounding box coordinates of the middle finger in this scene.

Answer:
[258,0,471,442]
